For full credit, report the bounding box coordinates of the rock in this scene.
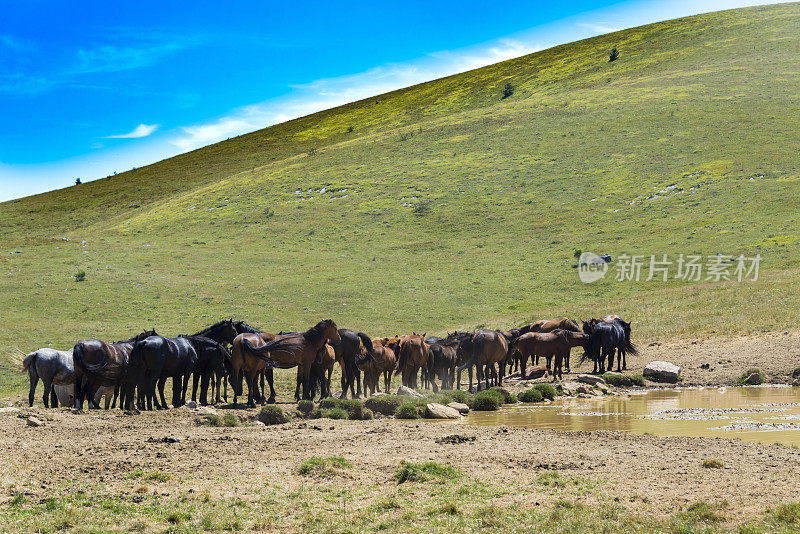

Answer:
[525,366,549,380]
[643,361,682,383]
[253,421,266,427]
[185,400,198,409]
[741,372,762,385]
[196,406,218,416]
[447,402,470,414]
[425,403,461,419]
[397,385,423,398]
[596,383,610,394]
[791,379,800,387]
[577,393,592,398]
[26,416,44,427]
[371,392,386,397]
[0,407,20,414]
[575,385,591,395]
[558,381,583,396]
[577,374,606,385]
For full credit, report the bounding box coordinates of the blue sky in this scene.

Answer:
[0,0,789,201]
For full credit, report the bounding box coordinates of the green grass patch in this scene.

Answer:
[364,394,404,416]
[128,469,171,482]
[470,390,501,411]
[297,399,315,415]
[203,413,239,427]
[394,461,461,483]
[701,458,724,469]
[738,368,765,385]
[296,456,352,477]
[258,405,290,425]
[320,407,348,420]
[533,383,558,400]
[394,402,419,419]
[519,388,544,402]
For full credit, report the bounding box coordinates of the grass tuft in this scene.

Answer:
[296,456,352,477]
[394,461,461,483]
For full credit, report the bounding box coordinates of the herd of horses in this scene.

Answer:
[16,315,636,410]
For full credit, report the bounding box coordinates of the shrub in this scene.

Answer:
[258,405,290,425]
[793,367,800,379]
[681,501,726,523]
[321,408,348,420]
[533,383,557,401]
[471,391,500,411]
[738,368,765,385]
[203,413,239,427]
[365,395,403,416]
[340,399,365,420]
[297,400,315,416]
[395,402,420,419]
[768,503,800,525]
[490,386,515,404]
[630,374,646,387]
[444,390,473,405]
[701,459,724,469]
[394,461,461,483]
[361,408,374,420]
[519,388,544,403]
[507,393,518,403]
[609,47,619,62]
[74,270,86,282]
[318,397,341,409]
[296,456,352,477]
[502,83,514,99]
[412,200,431,215]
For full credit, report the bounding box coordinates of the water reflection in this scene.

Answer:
[461,386,800,446]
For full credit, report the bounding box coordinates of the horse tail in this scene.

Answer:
[357,333,373,354]
[20,349,35,372]
[239,337,280,367]
[394,342,407,377]
[579,332,595,365]
[624,338,639,356]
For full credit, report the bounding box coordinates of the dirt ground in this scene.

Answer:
[2,332,800,530]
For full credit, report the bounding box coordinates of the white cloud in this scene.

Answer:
[576,22,623,34]
[104,123,159,139]
[170,39,540,152]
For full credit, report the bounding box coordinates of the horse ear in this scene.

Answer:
[422,332,426,338]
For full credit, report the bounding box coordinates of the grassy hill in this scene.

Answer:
[2,2,800,396]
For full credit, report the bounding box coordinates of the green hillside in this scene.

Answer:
[2,3,800,395]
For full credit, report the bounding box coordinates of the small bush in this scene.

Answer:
[792,367,800,379]
[74,270,86,282]
[471,391,500,411]
[318,397,341,409]
[519,388,544,403]
[258,405,290,425]
[768,503,800,525]
[533,383,557,401]
[701,459,724,469]
[395,461,461,483]
[412,200,431,215]
[321,407,348,420]
[490,386,515,404]
[609,47,619,62]
[444,390,473,405]
[297,400,315,415]
[738,368,765,385]
[365,395,403,416]
[296,456,351,477]
[203,413,238,427]
[395,403,419,419]
[682,501,726,523]
[361,408,374,420]
[630,374,646,387]
[502,83,514,99]
[602,373,632,387]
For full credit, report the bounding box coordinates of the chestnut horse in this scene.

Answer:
[230,323,279,406]
[512,329,587,380]
[456,330,509,391]
[239,319,341,400]
[522,318,581,371]
[395,334,430,390]
[295,343,336,400]
[72,329,156,409]
[358,335,398,395]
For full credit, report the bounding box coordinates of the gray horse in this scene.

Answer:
[21,348,77,407]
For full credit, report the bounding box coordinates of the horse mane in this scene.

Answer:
[235,322,262,334]
[303,319,332,343]
[193,320,230,337]
[114,330,156,344]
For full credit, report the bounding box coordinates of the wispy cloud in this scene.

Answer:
[72,40,189,74]
[0,34,34,51]
[576,22,623,34]
[171,39,539,152]
[104,123,159,139]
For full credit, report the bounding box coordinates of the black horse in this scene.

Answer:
[125,334,216,410]
[582,318,637,373]
[189,336,233,405]
[331,329,367,399]
[425,336,458,391]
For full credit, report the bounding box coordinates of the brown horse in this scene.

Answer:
[230,325,280,406]
[457,330,509,391]
[239,319,340,400]
[72,329,156,409]
[522,318,581,371]
[512,329,587,380]
[358,335,398,395]
[296,343,336,400]
[395,334,430,390]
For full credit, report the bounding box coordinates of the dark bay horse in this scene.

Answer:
[189,336,233,405]
[425,336,458,391]
[358,335,398,395]
[239,319,341,400]
[72,329,156,409]
[457,330,508,391]
[582,317,637,373]
[331,329,369,399]
[230,322,280,406]
[521,318,581,372]
[395,334,430,390]
[512,330,587,380]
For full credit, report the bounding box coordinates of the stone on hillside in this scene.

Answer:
[643,361,682,383]
[185,400,198,409]
[425,403,461,419]
[397,385,423,398]
[526,366,549,379]
[577,374,606,385]
[0,407,20,414]
[196,406,218,416]
[26,416,44,427]
[447,402,470,414]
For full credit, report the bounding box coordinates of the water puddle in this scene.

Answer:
[460,386,800,446]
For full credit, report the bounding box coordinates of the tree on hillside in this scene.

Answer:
[609,47,620,62]
[75,178,82,185]
[502,83,515,99]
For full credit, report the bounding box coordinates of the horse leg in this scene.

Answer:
[520,354,528,380]
[301,362,313,401]
[622,349,627,371]
[180,372,190,407]
[546,355,552,375]
[200,373,210,406]
[245,373,256,407]
[294,369,302,401]
[42,378,52,408]
[50,385,59,408]
[265,369,276,404]
[28,372,38,407]
[565,351,571,374]
[157,377,168,409]
[191,373,200,403]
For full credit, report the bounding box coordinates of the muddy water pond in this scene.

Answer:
[460,386,800,446]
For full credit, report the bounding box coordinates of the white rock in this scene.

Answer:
[26,416,44,427]
[0,407,21,414]
[643,361,682,383]
[425,403,461,419]
[185,400,199,409]
[447,402,469,414]
[196,406,218,416]
[397,385,423,398]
